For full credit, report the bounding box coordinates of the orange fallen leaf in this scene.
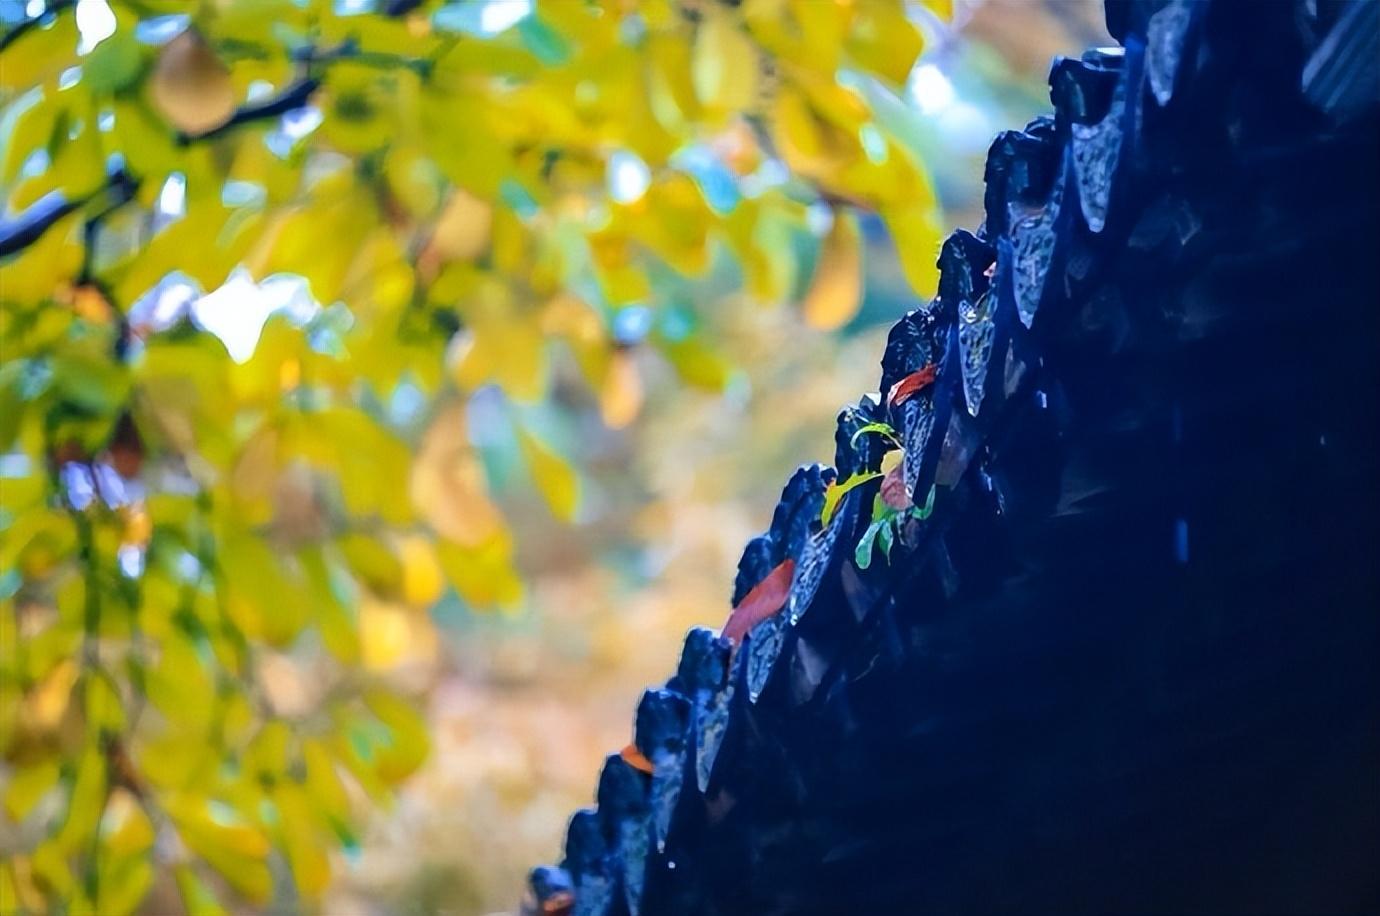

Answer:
[887,363,938,407]
[620,743,655,775]
[542,892,574,915]
[722,558,795,642]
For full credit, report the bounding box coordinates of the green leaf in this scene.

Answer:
[849,421,900,449]
[517,426,580,522]
[878,519,895,563]
[911,484,937,521]
[84,32,145,95]
[854,518,885,570]
[821,471,882,527]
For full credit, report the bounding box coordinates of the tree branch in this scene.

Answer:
[295,37,433,76]
[0,163,138,260]
[0,192,83,258]
[0,0,75,54]
[175,76,321,144]
[80,165,139,283]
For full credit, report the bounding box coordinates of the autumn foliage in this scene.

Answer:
[0,0,946,911]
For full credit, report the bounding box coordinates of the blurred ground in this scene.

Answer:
[315,3,1109,913]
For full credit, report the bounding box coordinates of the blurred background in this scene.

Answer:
[0,1,1110,914]
[314,3,1108,912]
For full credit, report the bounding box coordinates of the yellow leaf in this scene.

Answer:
[660,336,732,392]
[3,758,60,821]
[228,424,278,526]
[109,98,181,191]
[398,535,444,607]
[2,88,58,184]
[0,862,32,915]
[448,288,550,401]
[92,851,152,916]
[219,534,311,646]
[803,208,862,330]
[410,404,505,547]
[770,82,829,178]
[787,0,851,70]
[286,407,412,525]
[274,781,330,899]
[517,426,580,522]
[229,135,299,205]
[319,61,401,154]
[600,350,643,429]
[302,738,350,823]
[300,548,361,665]
[56,740,107,851]
[213,0,310,46]
[846,1,925,85]
[359,596,436,671]
[47,112,106,200]
[820,471,881,527]
[248,178,374,304]
[692,9,759,117]
[882,202,943,297]
[149,30,236,135]
[337,533,403,595]
[363,688,430,784]
[166,797,272,905]
[0,213,82,306]
[435,533,523,610]
[490,206,528,275]
[421,91,512,198]
[145,631,215,729]
[83,672,126,735]
[384,143,444,217]
[100,788,154,858]
[0,14,77,90]
[425,188,493,263]
[244,721,291,781]
[646,31,699,132]
[23,658,78,734]
[174,864,227,916]
[30,837,74,899]
[112,203,242,305]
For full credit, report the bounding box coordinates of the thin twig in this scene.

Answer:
[176,76,322,144]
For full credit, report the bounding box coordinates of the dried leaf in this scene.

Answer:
[600,350,643,429]
[723,558,795,642]
[803,209,862,330]
[620,743,655,775]
[410,405,504,547]
[149,31,236,135]
[886,363,938,407]
[421,188,492,268]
